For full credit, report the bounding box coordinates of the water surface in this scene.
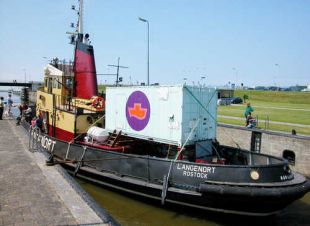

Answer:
[0,91,20,117]
[77,178,310,226]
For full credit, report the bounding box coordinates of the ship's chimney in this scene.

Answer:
[73,36,98,99]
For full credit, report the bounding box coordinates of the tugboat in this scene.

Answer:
[28,0,310,216]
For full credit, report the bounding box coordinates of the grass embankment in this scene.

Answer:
[98,85,106,94]
[218,90,310,136]
[235,90,310,106]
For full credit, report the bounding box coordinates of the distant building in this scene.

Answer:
[217,88,234,99]
[268,86,280,91]
[301,84,310,92]
[288,85,307,92]
[254,86,267,91]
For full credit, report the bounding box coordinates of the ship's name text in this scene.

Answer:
[31,130,56,153]
[177,163,215,179]
[280,174,294,181]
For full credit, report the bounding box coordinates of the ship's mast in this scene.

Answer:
[77,0,83,35]
[68,0,84,43]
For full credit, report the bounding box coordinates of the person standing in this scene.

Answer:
[0,97,4,120]
[244,102,254,126]
[7,94,13,115]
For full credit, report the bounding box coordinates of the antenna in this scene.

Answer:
[108,57,129,86]
[97,58,129,86]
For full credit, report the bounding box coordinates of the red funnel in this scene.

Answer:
[73,41,98,99]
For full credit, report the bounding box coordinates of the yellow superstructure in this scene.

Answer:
[36,63,104,141]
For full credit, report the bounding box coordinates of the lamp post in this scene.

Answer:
[139,17,150,85]
[200,76,206,87]
[274,63,279,89]
[183,77,187,85]
[232,67,238,89]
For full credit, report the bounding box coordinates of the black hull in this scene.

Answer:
[61,161,309,216]
[26,124,310,216]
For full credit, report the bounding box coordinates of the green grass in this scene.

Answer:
[218,118,244,127]
[218,105,310,125]
[218,90,310,135]
[235,90,310,106]
[98,85,106,93]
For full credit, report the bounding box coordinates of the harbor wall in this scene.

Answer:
[217,124,310,177]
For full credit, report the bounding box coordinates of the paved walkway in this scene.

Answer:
[0,118,111,226]
[218,115,310,128]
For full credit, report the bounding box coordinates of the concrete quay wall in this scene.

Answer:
[217,124,310,177]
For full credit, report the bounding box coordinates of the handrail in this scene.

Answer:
[28,126,41,152]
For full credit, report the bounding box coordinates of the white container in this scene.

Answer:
[105,85,217,146]
[87,126,109,143]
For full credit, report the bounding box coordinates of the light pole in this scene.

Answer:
[183,77,187,85]
[200,76,206,87]
[139,17,150,86]
[232,67,238,89]
[274,63,279,89]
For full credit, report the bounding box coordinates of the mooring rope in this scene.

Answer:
[161,118,200,205]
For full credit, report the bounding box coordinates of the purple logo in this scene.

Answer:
[126,91,150,131]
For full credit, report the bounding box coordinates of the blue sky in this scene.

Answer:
[0,0,309,87]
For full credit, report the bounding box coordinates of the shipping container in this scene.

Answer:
[105,85,217,146]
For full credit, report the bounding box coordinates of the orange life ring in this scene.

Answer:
[92,96,105,110]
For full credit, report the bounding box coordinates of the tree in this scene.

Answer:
[243,94,249,103]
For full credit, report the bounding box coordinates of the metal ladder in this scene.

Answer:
[106,130,122,147]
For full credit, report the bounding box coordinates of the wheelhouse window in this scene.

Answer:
[53,78,57,88]
[66,78,72,88]
[57,79,61,89]
[48,78,53,93]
